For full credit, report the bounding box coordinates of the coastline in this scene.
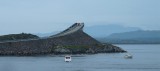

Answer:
[0,23,126,56]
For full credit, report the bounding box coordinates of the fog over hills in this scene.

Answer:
[84,24,141,38]
[98,30,160,44]
[107,30,160,39]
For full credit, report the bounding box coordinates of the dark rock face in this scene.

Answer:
[0,23,126,56]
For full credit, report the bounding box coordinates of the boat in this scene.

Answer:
[124,54,133,59]
[65,55,71,62]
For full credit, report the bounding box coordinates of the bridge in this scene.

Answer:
[0,22,126,56]
[0,22,85,43]
[51,22,84,37]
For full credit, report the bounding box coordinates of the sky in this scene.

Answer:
[0,0,160,35]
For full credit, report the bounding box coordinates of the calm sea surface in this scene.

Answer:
[0,44,160,71]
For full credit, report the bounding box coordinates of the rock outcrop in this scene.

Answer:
[0,22,126,56]
[0,33,39,42]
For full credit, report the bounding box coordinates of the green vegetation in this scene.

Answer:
[63,45,89,53]
[64,45,88,49]
[0,33,39,41]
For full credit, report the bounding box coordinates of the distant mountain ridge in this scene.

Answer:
[84,24,141,38]
[107,30,160,39]
[98,30,160,44]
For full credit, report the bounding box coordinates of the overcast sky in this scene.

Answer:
[0,0,160,35]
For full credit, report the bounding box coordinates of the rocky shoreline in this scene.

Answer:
[0,41,126,56]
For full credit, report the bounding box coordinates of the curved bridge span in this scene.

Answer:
[51,22,84,37]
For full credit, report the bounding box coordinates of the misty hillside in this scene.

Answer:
[84,24,141,38]
[98,30,160,44]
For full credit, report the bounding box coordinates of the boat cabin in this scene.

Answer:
[65,55,71,62]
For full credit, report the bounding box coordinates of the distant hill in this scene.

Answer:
[97,30,160,44]
[84,24,141,38]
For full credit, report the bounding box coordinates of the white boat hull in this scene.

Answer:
[65,55,71,62]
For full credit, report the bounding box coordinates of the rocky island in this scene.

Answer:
[0,23,126,56]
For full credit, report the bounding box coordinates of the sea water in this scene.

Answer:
[0,44,160,71]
